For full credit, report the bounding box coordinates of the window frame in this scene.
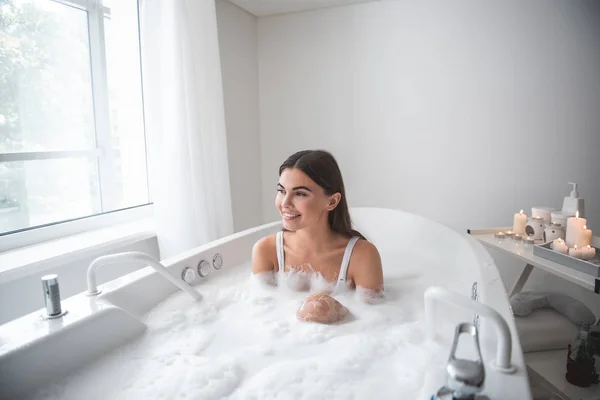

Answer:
[0,204,153,253]
[0,0,152,252]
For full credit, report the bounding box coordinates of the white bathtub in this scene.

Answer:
[0,207,531,399]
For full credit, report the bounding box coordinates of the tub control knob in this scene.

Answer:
[198,260,211,277]
[213,253,223,270]
[181,267,196,283]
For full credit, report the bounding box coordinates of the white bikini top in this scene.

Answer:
[275,231,360,293]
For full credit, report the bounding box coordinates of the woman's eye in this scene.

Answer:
[296,192,307,197]
[277,189,284,193]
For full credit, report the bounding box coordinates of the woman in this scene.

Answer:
[251,150,384,324]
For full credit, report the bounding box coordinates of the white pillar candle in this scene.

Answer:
[552,238,569,254]
[568,245,582,259]
[581,225,592,247]
[513,210,527,235]
[565,211,587,247]
[581,245,596,261]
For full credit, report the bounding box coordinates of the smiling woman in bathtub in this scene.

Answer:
[251,150,384,324]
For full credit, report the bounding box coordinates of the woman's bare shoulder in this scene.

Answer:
[253,233,277,253]
[252,233,278,273]
[348,239,383,287]
[351,239,381,265]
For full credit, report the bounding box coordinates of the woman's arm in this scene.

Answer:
[348,240,384,303]
[296,240,384,324]
[251,235,277,285]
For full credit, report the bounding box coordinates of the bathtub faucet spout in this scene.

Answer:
[424,286,516,374]
[86,251,202,302]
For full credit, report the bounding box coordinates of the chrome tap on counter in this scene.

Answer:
[42,274,67,319]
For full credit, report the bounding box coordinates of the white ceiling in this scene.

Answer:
[226,0,378,17]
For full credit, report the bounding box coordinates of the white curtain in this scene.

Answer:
[140,0,233,259]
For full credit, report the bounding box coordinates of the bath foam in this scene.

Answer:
[31,261,450,400]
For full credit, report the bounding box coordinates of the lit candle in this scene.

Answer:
[581,245,596,261]
[552,238,569,254]
[532,207,554,225]
[581,225,592,247]
[568,245,582,259]
[512,234,523,253]
[513,210,527,235]
[523,237,535,248]
[565,211,587,247]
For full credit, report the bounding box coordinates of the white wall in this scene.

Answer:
[257,0,600,315]
[258,0,600,231]
[217,0,263,232]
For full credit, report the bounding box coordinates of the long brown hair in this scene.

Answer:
[279,150,366,240]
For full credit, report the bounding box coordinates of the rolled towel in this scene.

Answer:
[510,291,549,317]
[510,291,596,326]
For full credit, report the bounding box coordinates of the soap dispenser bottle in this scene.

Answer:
[562,182,585,217]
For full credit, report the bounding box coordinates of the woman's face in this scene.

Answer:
[276,168,338,231]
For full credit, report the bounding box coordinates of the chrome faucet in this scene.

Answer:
[433,322,487,400]
[86,251,202,302]
[424,286,515,373]
[425,286,517,400]
[41,274,67,319]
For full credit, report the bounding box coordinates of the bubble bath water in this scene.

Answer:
[32,262,448,400]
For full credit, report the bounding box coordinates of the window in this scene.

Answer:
[0,0,150,246]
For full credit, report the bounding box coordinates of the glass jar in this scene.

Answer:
[566,322,599,387]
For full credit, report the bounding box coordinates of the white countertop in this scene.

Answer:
[469,227,599,294]
[470,227,600,399]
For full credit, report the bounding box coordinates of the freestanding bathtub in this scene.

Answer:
[0,207,532,399]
